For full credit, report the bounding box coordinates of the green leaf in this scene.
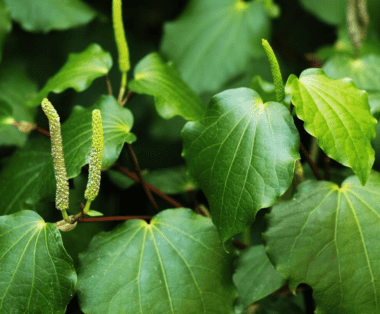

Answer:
[27,44,113,107]
[4,0,96,33]
[323,54,380,92]
[62,95,136,179]
[86,209,103,217]
[0,62,37,146]
[368,91,380,120]
[160,0,270,93]
[182,88,300,243]
[299,0,346,25]
[0,137,55,215]
[233,244,285,313]
[77,208,237,314]
[0,101,13,129]
[0,210,77,313]
[0,0,11,64]
[286,68,377,186]
[264,171,380,314]
[129,52,205,120]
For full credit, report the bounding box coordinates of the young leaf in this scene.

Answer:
[129,52,205,120]
[0,137,55,215]
[160,0,270,93]
[62,95,136,179]
[286,68,377,186]
[4,0,96,33]
[77,208,237,314]
[182,88,300,244]
[323,54,380,92]
[0,210,77,313]
[233,244,285,312]
[27,44,112,107]
[264,171,380,314]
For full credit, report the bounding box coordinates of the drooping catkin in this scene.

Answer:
[85,109,104,201]
[41,98,69,211]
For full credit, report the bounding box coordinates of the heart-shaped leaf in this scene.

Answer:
[28,44,112,107]
[0,210,77,313]
[77,208,237,314]
[264,171,380,314]
[129,52,205,121]
[286,68,377,185]
[62,95,136,179]
[182,88,300,243]
[160,0,270,93]
[4,0,96,33]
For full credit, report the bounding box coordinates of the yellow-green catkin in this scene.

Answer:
[41,98,69,211]
[112,0,130,73]
[85,110,104,201]
[262,39,285,103]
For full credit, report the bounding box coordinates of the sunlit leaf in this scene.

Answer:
[129,52,205,120]
[265,171,380,314]
[160,0,270,93]
[77,208,237,314]
[286,68,377,185]
[28,44,112,107]
[182,88,300,243]
[62,95,136,179]
[4,0,96,33]
[0,210,77,313]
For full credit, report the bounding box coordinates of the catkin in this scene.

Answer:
[85,109,104,201]
[41,98,69,211]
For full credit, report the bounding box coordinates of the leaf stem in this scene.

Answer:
[262,39,285,102]
[126,144,160,212]
[76,215,152,223]
[118,71,127,103]
[300,143,323,180]
[104,74,113,96]
[324,154,331,181]
[83,200,92,215]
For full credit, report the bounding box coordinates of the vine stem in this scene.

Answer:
[126,144,160,212]
[116,163,183,208]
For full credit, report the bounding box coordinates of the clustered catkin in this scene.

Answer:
[41,98,69,211]
[85,109,104,201]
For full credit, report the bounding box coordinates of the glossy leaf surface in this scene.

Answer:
[28,44,112,107]
[77,208,237,314]
[265,172,380,314]
[129,52,205,120]
[233,244,285,313]
[0,210,77,313]
[160,0,270,93]
[0,137,55,215]
[286,68,377,185]
[182,88,300,243]
[62,95,136,179]
[323,54,380,92]
[4,0,96,33]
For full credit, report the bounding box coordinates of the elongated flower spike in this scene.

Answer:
[41,98,69,212]
[85,109,104,202]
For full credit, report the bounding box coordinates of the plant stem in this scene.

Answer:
[300,143,324,180]
[309,137,320,165]
[104,74,113,96]
[324,154,331,181]
[126,144,160,212]
[121,90,135,106]
[242,226,251,246]
[83,200,92,215]
[118,71,127,103]
[76,215,152,223]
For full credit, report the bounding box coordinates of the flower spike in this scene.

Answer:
[41,98,69,211]
[85,109,104,201]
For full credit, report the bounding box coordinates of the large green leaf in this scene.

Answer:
[182,88,300,243]
[0,0,11,64]
[77,208,237,314]
[4,0,96,33]
[160,0,270,93]
[129,52,205,121]
[0,210,77,313]
[299,0,346,25]
[0,62,37,146]
[233,244,285,313]
[62,95,136,179]
[323,54,380,92]
[27,44,112,107]
[286,68,377,186]
[0,137,55,215]
[264,171,380,314]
